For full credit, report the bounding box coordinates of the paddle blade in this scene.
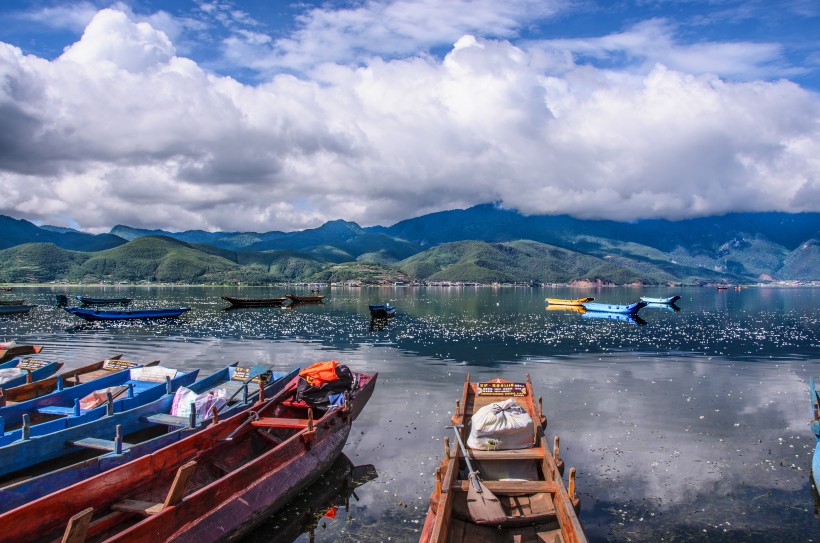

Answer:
[466,473,507,525]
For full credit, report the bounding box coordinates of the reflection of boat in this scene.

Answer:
[0,365,297,513]
[251,454,378,543]
[420,374,586,543]
[369,304,396,318]
[716,285,729,290]
[0,305,37,316]
[640,295,681,304]
[0,357,63,391]
[546,305,586,314]
[0,342,43,363]
[581,301,646,314]
[644,302,681,312]
[582,311,646,325]
[76,295,133,305]
[7,369,377,543]
[810,377,820,490]
[221,295,288,308]
[0,299,25,306]
[545,297,593,306]
[286,294,326,304]
[63,306,190,321]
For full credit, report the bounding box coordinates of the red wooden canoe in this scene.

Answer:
[0,343,43,363]
[0,369,377,543]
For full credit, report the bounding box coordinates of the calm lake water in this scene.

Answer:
[2,285,819,542]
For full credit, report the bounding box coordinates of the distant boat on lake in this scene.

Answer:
[369,304,396,318]
[639,295,681,305]
[286,294,325,304]
[0,299,25,306]
[581,301,646,314]
[545,297,594,306]
[64,307,190,321]
[221,296,288,308]
[0,305,37,316]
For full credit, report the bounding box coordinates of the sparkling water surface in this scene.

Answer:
[1,285,819,542]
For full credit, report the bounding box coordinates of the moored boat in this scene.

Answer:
[0,299,25,306]
[221,295,288,308]
[0,357,63,391]
[76,295,133,305]
[369,303,396,318]
[0,366,377,543]
[0,342,43,363]
[286,294,326,304]
[0,355,155,405]
[639,295,681,305]
[0,364,297,513]
[0,305,37,316]
[64,306,190,321]
[420,374,586,543]
[545,297,594,306]
[581,301,646,314]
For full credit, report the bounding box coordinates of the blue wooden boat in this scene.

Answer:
[811,377,820,490]
[0,305,37,316]
[369,304,396,318]
[63,306,190,321]
[0,366,199,476]
[581,301,646,314]
[0,364,298,513]
[76,295,133,305]
[639,295,681,305]
[0,358,63,391]
[581,311,645,325]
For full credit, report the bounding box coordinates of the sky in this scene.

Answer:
[0,0,818,234]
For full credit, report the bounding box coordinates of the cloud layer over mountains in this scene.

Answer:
[1,4,818,233]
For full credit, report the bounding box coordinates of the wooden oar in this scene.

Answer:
[448,425,506,525]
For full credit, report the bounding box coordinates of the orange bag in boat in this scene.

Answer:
[299,360,342,387]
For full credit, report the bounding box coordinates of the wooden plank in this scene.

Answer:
[460,447,546,461]
[145,413,190,427]
[251,417,309,429]
[454,480,557,494]
[110,460,196,516]
[70,437,134,451]
[61,507,93,543]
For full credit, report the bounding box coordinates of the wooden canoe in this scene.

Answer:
[0,365,298,513]
[581,301,646,314]
[0,299,25,306]
[0,355,159,405]
[64,307,190,321]
[286,294,326,304]
[639,295,681,305]
[0,358,63,392]
[221,295,288,308]
[419,374,587,543]
[545,297,593,306]
[0,369,377,543]
[0,305,37,316]
[0,343,43,363]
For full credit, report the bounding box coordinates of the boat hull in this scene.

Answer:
[64,307,190,321]
[369,304,396,318]
[639,295,681,304]
[0,305,36,315]
[581,301,646,314]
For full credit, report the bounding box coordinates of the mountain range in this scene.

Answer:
[1,205,818,285]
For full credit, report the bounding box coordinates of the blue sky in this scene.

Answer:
[0,1,818,232]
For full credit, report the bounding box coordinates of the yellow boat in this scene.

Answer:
[545,297,594,306]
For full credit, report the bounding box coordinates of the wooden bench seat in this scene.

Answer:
[454,480,557,494]
[460,447,546,461]
[70,437,133,452]
[145,413,191,427]
[250,417,309,429]
[110,461,196,516]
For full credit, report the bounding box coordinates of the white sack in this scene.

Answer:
[467,398,534,450]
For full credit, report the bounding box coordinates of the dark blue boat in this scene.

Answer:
[0,364,297,512]
[64,306,190,321]
[369,304,396,318]
[76,295,133,305]
[581,301,646,314]
[0,357,63,391]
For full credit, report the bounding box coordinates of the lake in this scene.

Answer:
[1,285,819,542]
